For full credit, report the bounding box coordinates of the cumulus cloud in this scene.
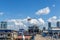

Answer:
[7,16,60,30]
[24,16,45,26]
[57,19,60,22]
[7,19,27,30]
[38,18,45,25]
[29,19,39,25]
[48,16,57,22]
[57,16,60,21]
[6,16,45,30]
[36,7,50,15]
[8,19,24,26]
[22,17,39,26]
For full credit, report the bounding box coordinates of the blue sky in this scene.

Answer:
[0,0,60,30]
[0,0,60,21]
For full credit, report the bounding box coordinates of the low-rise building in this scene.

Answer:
[28,25,39,35]
[0,29,18,40]
[15,32,32,40]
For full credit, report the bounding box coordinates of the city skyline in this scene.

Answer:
[0,0,60,30]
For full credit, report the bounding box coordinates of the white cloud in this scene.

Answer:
[7,19,27,30]
[57,16,60,21]
[7,19,24,26]
[6,16,45,30]
[29,19,39,25]
[47,16,58,27]
[48,16,57,22]
[57,18,60,21]
[26,16,31,19]
[22,17,39,26]
[7,16,60,30]
[24,16,45,26]
[36,7,50,15]
[22,16,31,23]
[38,18,45,25]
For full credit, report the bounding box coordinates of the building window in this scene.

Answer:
[8,34,11,36]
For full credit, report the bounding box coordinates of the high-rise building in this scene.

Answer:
[48,22,51,28]
[48,22,51,30]
[43,27,46,30]
[57,21,60,27]
[28,25,39,34]
[0,21,7,29]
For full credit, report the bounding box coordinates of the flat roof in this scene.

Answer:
[51,27,60,30]
[0,29,17,32]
